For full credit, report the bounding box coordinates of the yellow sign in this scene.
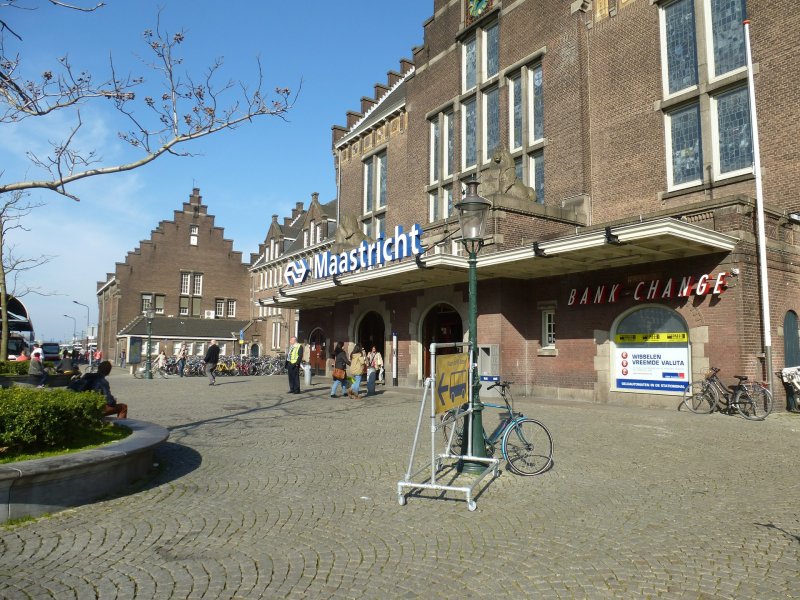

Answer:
[615,332,688,344]
[434,352,470,414]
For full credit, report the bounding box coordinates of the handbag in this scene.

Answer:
[332,367,346,381]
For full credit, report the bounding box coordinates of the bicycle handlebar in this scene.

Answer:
[486,380,514,390]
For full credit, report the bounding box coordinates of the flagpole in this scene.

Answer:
[743,17,773,393]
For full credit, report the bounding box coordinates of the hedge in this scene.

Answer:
[0,361,57,376]
[0,388,106,453]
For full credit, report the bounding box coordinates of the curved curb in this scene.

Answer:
[0,419,169,524]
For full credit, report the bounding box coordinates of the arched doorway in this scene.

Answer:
[358,311,385,356]
[422,303,463,378]
[782,311,799,411]
[250,344,260,358]
[308,328,327,375]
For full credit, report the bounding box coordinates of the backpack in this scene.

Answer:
[67,373,99,392]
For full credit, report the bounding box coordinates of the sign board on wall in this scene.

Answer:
[614,344,689,393]
[568,272,729,306]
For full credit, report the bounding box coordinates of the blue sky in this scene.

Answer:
[1,1,431,342]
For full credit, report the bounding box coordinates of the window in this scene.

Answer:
[542,309,555,348]
[483,85,500,161]
[464,34,477,91]
[506,62,544,201]
[141,294,152,312]
[180,272,203,316]
[179,296,189,316]
[192,274,203,296]
[216,299,225,318]
[364,151,387,212]
[462,97,477,169]
[660,0,751,189]
[154,294,165,315]
[272,322,281,350]
[430,118,440,183]
[180,273,190,295]
[227,300,236,318]
[189,224,198,246]
[364,213,385,239]
[191,297,201,317]
[484,23,499,79]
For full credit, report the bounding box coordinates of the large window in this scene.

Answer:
[428,109,455,222]
[661,0,751,189]
[363,150,387,235]
[179,272,203,316]
[506,62,545,203]
[189,224,199,246]
[460,19,500,171]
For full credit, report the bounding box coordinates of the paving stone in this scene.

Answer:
[1,370,799,598]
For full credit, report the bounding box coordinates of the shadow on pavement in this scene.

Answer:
[149,442,203,486]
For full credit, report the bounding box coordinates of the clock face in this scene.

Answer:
[468,0,490,17]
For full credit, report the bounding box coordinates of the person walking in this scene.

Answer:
[329,341,351,398]
[120,349,126,368]
[366,345,383,396]
[347,344,365,399]
[286,336,303,394]
[155,350,167,377]
[204,339,220,386]
[176,343,188,377]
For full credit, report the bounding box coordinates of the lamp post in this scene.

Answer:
[455,175,492,474]
[63,315,76,345]
[144,308,155,380]
[72,300,91,367]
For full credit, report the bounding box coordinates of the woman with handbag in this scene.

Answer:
[348,344,366,399]
[330,341,351,398]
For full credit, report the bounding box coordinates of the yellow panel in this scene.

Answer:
[434,352,470,414]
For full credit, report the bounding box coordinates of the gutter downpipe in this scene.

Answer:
[744,18,773,393]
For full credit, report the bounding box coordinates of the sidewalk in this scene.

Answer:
[1,371,798,598]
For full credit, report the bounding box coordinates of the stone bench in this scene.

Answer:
[0,419,169,524]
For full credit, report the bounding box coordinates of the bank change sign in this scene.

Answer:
[614,345,689,393]
[284,224,424,286]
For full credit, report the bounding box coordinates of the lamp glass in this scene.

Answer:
[144,308,155,320]
[455,178,491,242]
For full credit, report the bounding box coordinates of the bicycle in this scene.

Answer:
[440,380,553,476]
[681,367,773,420]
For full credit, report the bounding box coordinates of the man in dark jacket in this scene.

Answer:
[204,339,220,386]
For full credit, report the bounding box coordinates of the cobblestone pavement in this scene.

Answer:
[1,368,799,599]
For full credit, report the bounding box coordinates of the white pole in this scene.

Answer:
[743,18,773,392]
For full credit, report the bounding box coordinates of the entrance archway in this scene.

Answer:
[308,328,327,376]
[357,312,385,356]
[250,344,260,358]
[783,311,800,367]
[422,303,463,378]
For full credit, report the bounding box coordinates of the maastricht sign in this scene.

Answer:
[284,224,424,286]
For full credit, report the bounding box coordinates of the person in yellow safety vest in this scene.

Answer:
[286,336,303,394]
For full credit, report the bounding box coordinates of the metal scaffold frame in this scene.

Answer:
[396,342,499,511]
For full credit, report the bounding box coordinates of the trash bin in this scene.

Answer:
[302,363,312,386]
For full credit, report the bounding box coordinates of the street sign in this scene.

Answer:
[434,352,469,414]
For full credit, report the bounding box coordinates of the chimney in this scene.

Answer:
[332,124,347,145]
[272,214,278,223]
[311,192,319,204]
[387,70,402,86]
[189,187,201,205]
[347,110,363,128]
[400,58,413,74]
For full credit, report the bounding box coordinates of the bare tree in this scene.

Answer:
[0,190,54,356]
[0,1,294,352]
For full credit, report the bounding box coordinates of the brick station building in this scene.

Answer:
[96,188,251,362]
[261,0,800,409]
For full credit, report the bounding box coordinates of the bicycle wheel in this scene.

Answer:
[733,385,773,421]
[502,418,553,476]
[440,409,464,450]
[681,379,719,414]
[133,366,144,379]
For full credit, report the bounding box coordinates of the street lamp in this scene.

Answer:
[454,175,492,474]
[72,300,91,366]
[63,315,76,344]
[144,308,155,380]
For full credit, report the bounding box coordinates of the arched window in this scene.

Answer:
[612,306,689,394]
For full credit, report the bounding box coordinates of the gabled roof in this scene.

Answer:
[118,315,251,340]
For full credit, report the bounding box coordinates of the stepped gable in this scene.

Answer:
[332,57,414,145]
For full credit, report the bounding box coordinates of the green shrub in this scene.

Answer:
[0,361,60,376]
[0,388,106,452]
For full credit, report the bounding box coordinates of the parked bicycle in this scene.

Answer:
[681,367,773,420]
[440,380,553,476]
